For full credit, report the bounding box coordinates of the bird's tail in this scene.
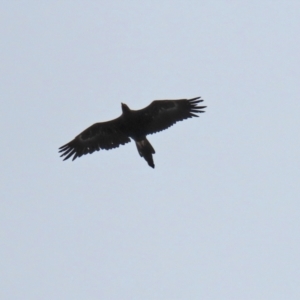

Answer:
[135,138,155,168]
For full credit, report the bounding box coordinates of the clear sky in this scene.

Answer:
[1,1,300,299]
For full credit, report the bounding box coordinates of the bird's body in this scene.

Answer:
[59,97,206,168]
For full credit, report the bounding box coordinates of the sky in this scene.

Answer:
[1,1,300,299]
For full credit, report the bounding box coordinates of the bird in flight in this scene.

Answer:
[59,97,206,168]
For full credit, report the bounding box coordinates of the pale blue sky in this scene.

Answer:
[1,1,300,299]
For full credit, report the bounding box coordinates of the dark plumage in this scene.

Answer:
[59,97,206,168]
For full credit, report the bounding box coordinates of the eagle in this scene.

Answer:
[59,97,206,168]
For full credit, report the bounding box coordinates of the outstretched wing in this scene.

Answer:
[137,97,206,135]
[59,117,131,161]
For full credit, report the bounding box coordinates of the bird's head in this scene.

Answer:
[121,103,131,114]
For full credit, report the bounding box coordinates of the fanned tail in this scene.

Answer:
[135,138,155,168]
